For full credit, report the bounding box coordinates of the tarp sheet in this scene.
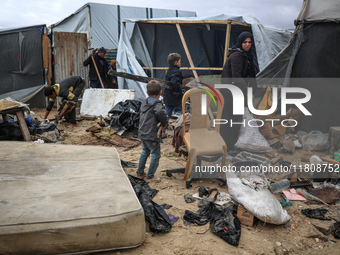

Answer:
[51,3,197,49]
[256,0,340,132]
[116,14,293,101]
[0,25,46,103]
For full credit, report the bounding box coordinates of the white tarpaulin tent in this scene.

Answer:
[50,2,197,50]
[256,0,340,132]
[116,14,293,101]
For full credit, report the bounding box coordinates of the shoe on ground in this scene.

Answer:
[162,133,168,138]
[146,177,161,183]
[136,173,146,179]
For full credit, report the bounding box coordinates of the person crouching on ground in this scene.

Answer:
[44,76,85,128]
[136,80,168,183]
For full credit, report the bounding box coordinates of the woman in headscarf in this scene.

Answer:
[220,31,258,155]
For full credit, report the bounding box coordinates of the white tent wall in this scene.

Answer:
[298,0,340,22]
[50,3,197,50]
[50,6,91,46]
[116,26,149,102]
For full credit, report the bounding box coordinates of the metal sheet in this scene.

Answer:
[80,88,135,117]
[53,32,89,86]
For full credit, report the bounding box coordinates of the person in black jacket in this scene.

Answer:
[162,53,183,137]
[44,76,85,127]
[136,80,168,183]
[83,47,110,88]
[220,31,258,155]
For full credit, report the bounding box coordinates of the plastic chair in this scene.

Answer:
[166,87,227,188]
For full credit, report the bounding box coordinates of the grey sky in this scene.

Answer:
[0,0,303,30]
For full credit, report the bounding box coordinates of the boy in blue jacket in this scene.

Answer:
[137,80,168,182]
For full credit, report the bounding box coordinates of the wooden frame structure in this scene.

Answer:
[124,19,251,82]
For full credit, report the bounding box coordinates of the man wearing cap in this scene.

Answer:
[44,76,85,127]
[83,47,110,88]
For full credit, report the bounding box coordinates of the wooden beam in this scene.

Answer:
[154,24,158,77]
[137,19,250,27]
[15,110,32,142]
[176,23,199,82]
[223,22,232,66]
[108,69,179,90]
[143,67,223,71]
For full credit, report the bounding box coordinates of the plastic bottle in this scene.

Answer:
[270,179,290,193]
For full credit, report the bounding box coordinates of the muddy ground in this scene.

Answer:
[30,107,340,255]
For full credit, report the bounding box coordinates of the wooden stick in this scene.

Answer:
[176,23,200,82]
[91,55,105,89]
[320,156,340,165]
[223,22,232,66]
[142,67,223,71]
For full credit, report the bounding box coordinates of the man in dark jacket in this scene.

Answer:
[220,31,258,155]
[83,47,110,88]
[137,80,168,183]
[44,76,85,127]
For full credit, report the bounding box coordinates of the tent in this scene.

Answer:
[116,14,293,101]
[257,0,340,132]
[49,2,197,88]
[50,2,197,50]
[0,25,48,107]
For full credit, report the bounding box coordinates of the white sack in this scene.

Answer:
[227,172,291,225]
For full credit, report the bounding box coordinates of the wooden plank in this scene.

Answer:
[107,69,181,90]
[137,19,251,27]
[176,24,200,82]
[143,67,223,71]
[15,110,32,142]
[2,114,7,122]
[223,22,232,66]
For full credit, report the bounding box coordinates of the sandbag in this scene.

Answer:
[227,172,291,225]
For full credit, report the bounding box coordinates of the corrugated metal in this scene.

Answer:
[53,32,89,87]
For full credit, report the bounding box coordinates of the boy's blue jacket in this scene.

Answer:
[138,97,168,142]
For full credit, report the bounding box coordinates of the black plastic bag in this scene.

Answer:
[128,175,172,233]
[183,202,241,246]
[0,122,35,141]
[108,100,141,131]
[209,204,241,246]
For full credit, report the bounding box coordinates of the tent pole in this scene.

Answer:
[154,24,157,77]
[175,23,200,82]
[223,21,232,67]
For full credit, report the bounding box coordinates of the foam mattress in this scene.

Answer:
[0,141,145,254]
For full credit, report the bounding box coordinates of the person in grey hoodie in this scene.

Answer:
[136,80,168,183]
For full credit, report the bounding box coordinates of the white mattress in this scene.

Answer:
[0,141,145,254]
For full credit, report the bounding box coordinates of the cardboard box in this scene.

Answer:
[237,204,255,226]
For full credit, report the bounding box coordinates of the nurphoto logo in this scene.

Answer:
[200,84,312,128]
